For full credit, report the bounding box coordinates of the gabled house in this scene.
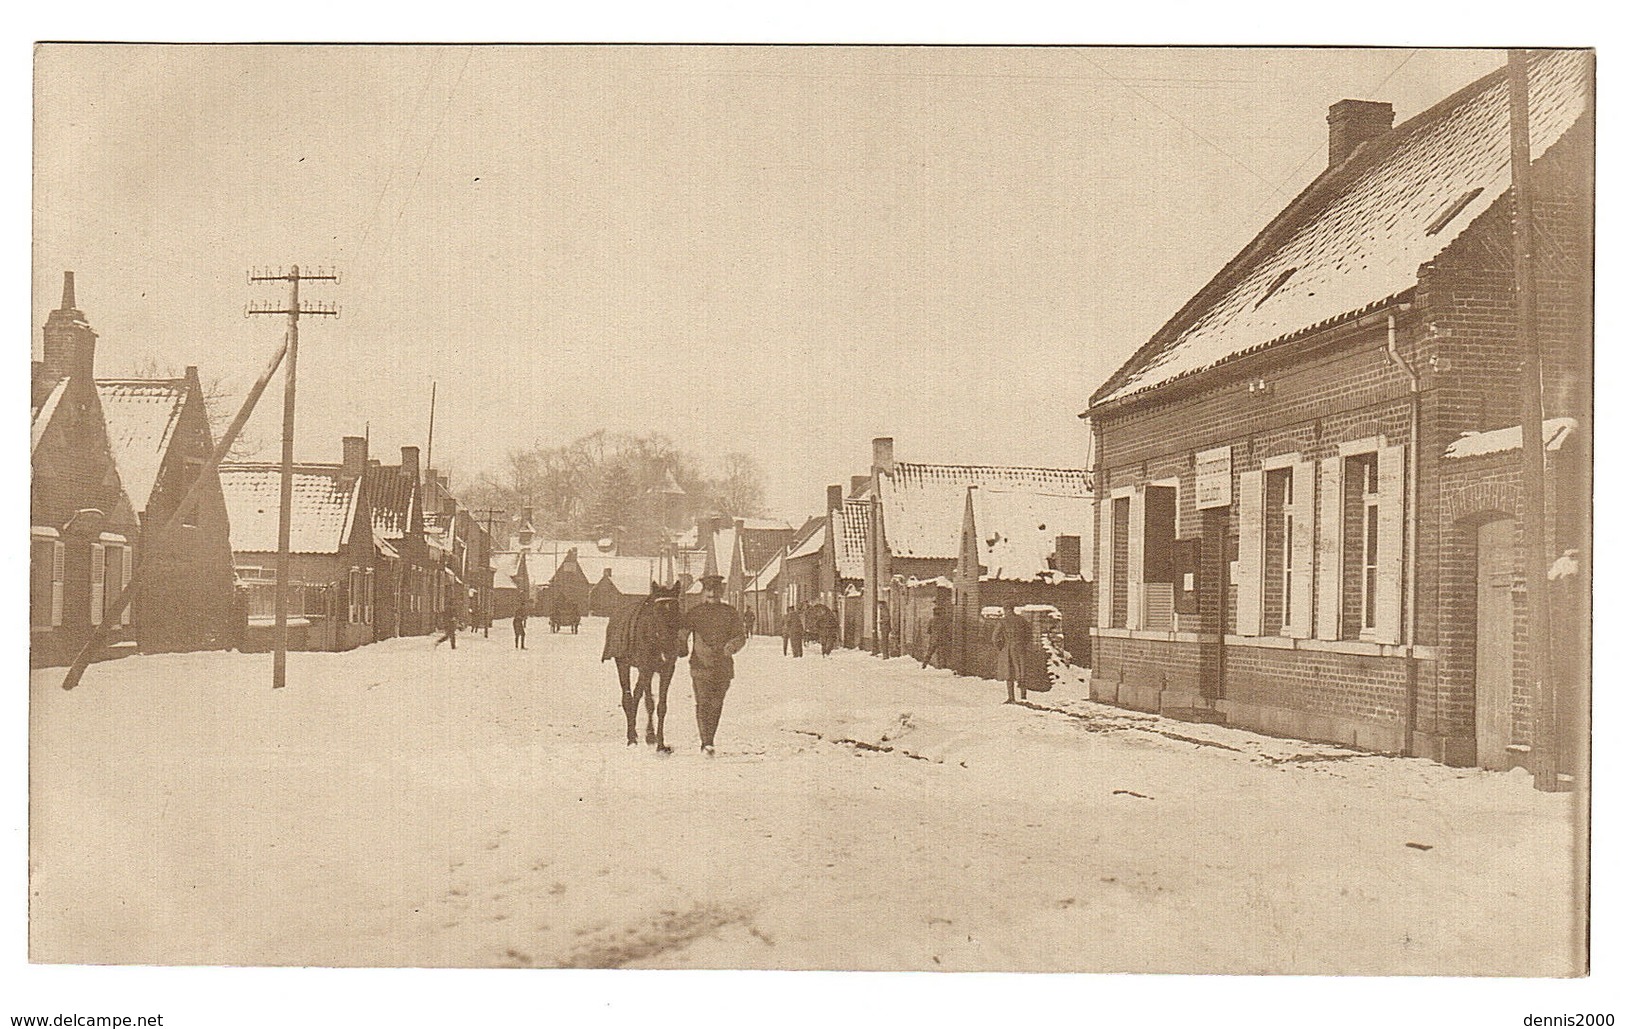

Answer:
[364,445,434,637]
[779,514,827,613]
[219,437,375,652]
[1084,51,1592,770]
[861,436,1094,660]
[96,371,235,653]
[31,274,141,666]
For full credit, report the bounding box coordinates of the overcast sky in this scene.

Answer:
[33,45,1506,520]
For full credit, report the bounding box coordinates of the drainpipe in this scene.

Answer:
[1384,309,1422,755]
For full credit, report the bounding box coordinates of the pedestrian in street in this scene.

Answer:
[996,602,1033,703]
[681,574,747,756]
[743,607,756,638]
[436,592,464,650]
[513,601,528,649]
[921,603,950,670]
[814,604,837,657]
[783,604,804,658]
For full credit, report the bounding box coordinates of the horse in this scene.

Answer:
[600,582,687,752]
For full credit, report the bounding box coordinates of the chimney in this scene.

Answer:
[872,437,895,476]
[1054,535,1082,577]
[1327,99,1394,167]
[518,507,535,548]
[341,435,368,483]
[826,484,843,516]
[734,517,746,532]
[41,270,97,385]
[400,445,420,482]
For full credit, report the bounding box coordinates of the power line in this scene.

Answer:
[373,46,476,275]
[350,51,447,275]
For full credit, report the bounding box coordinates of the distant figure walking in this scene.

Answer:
[513,603,528,649]
[783,605,804,658]
[743,608,756,638]
[809,603,837,657]
[682,574,747,755]
[921,603,950,670]
[436,594,465,650]
[996,603,1033,703]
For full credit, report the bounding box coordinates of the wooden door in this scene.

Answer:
[1475,518,1517,769]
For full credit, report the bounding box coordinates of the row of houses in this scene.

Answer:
[30,271,498,665]
[747,52,1591,778]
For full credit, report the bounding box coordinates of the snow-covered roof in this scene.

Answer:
[786,522,826,562]
[970,488,1094,582]
[31,378,68,455]
[1094,50,1592,408]
[881,462,1093,561]
[95,379,190,512]
[745,551,783,593]
[579,554,658,595]
[832,499,868,580]
[220,463,360,555]
[1444,416,1577,460]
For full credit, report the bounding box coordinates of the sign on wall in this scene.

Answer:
[1195,446,1233,510]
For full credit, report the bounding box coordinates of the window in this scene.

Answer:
[348,568,363,623]
[1254,267,1297,309]
[1238,458,1315,638]
[1338,447,1403,643]
[1141,485,1178,631]
[1263,468,1293,635]
[31,536,62,629]
[1110,496,1130,628]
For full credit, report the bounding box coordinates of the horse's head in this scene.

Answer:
[633,582,686,661]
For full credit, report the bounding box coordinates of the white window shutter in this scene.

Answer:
[1098,493,1114,628]
[1235,470,1264,636]
[1127,487,1145,630]
[1374,444,1406,644]
[51,542,65,627]
[1286,461,1317,638]
[1314,457,1343,641]
[119,547,133,626]
[89,542,106,626]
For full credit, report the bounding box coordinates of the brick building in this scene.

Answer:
[364,446,435,638]
[219,436,376,652]
[1085,52,1592,771]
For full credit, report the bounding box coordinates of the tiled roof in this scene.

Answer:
[739,525,794,575]
[786,522,826,562]
[95,379,189,511]
[220,463,360,555]
[1094,50,1592,408]
[364,465,418,541]
[970,488,1094,583]
[833,499,868,579]
[881,462,1092,561]
[737,517,793,530]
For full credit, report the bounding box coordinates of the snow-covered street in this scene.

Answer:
[30,620,1580,974]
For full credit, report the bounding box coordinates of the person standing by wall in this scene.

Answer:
[513,600,528,650]
[783,603,805,658]
[682,574,748,756]
[996,602,1033,703]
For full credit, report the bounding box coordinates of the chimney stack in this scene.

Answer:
[400,445,420,482]
[41,270,97,385]
[1327,99,1394,167]
[826,484,843,515]
[872,436,895,476]
[342,435,368,483]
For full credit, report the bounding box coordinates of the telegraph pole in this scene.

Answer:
[248,265,339,689]
[1507,52,1561,792]
[473,507,506,637]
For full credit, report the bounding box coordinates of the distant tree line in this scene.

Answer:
[454,431,768,554]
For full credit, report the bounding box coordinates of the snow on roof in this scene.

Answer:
[374,536,399,562]
[745,551,783,593]
[30,377,69,455]
[364,465,418,541]
[95,379,189,511]
[1094,50,1592,408]
[220,463,359,555]
[971,488,1094,583]
[1444,416,1577,460]
[881,462,1092,561]
[833,499,868,580]
[578,554,658,594]
[786,522,826,562]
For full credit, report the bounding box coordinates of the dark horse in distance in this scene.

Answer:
[601,582,686,752]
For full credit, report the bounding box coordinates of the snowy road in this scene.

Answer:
[30,619,1580,973]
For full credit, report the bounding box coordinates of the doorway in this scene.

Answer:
[1474,518,1516,769]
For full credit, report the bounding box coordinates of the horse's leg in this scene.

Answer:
[654,665,672,753]
[638,666,657,744]
[617,658,638,745]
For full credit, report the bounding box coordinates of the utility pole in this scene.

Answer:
[1507,51,1561,792]
[248,265,339,690]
